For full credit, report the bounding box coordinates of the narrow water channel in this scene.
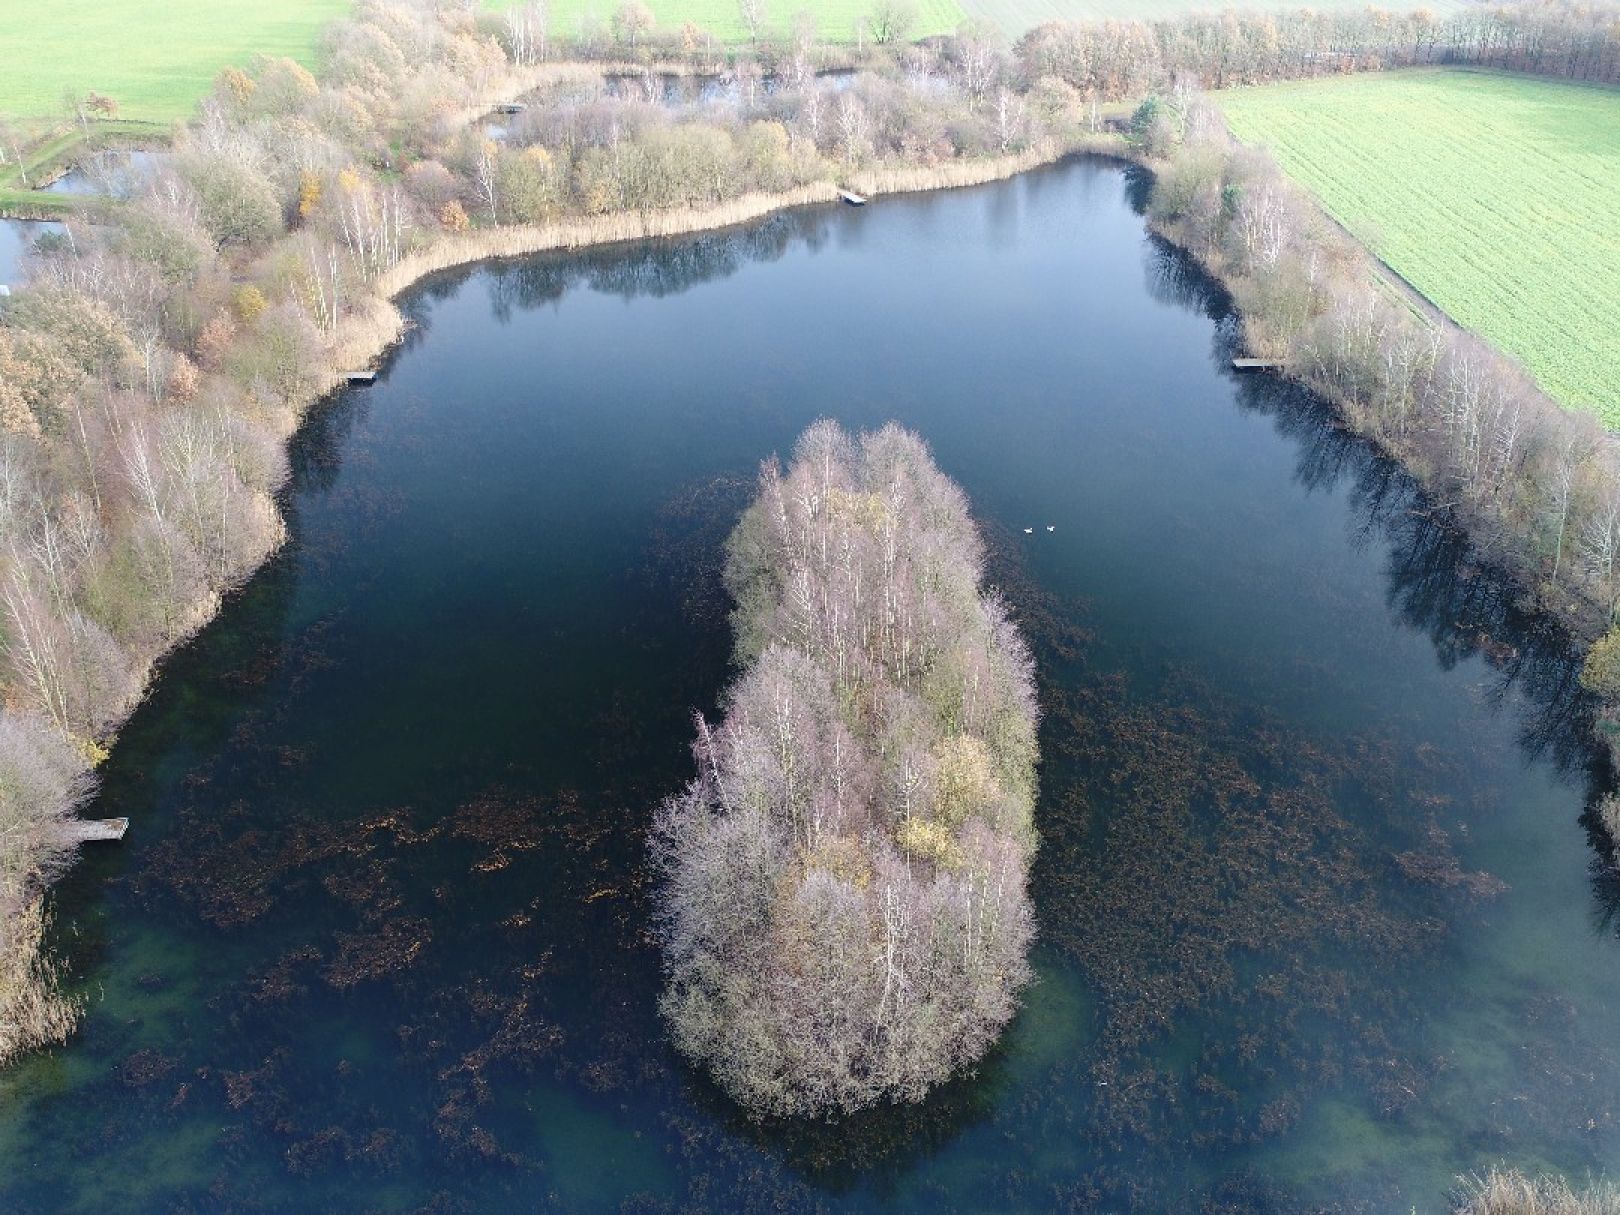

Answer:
[2,159,1616,1212]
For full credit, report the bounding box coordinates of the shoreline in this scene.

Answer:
[15,131,1612,1067]
[145,131,1613,833]
[51,141,1092,805]
[1,145,1085,1069]
[1126,138,1620,795]
[332,142,1082,397]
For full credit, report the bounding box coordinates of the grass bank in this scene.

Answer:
[0,118,169,218]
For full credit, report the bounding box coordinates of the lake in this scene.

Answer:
[3,158,1617,1212]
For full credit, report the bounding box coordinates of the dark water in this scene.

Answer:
[5,159,1619,1212]
[600,67,854,105]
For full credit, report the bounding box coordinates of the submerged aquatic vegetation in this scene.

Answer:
[652,421,1040,1119]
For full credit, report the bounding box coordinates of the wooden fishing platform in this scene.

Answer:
[343,370,377,384]
[69,817,129,843]
[839,189,867,206]
[1232,357,1283,371]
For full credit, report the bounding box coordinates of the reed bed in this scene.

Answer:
[368,144,1096,338]
[374,183,838,299]
[847,142,1069,195]
[360,153,1089,384]
[1456,1169,1620,1215]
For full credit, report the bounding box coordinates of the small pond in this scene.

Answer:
[42,148,158,198]
[0,218,65,286]
[601,66,856,105]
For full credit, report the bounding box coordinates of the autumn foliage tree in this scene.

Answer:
[653,422,1039,1119]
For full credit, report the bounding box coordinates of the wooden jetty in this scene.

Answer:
[839,189,867,206]
[343,370,377,385]
[1232,357,1283,371]
[66,817,129,843]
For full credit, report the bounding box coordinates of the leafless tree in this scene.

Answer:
[738,0,767,44]
[836,93,871,164]
[1546,431,1596,589]
[475,138,500,222]
[954,20,1002,109]
[504,2,548,66]
[995,88,1027,152]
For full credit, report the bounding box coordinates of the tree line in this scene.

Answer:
[652,422,1038,1118]
[1014,0,1620,99]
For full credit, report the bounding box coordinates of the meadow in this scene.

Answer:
[0,0,351,123]
[1220,68,1620,425]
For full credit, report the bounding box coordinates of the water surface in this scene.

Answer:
[42,148,157,197]
[600,67,855,105]
[4,159,1618,1213]
[0,219,62,285]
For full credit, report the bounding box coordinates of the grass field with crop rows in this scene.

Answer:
[1221,69,1620,425]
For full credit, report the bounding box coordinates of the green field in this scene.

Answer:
[0,0,351,123]
[1221,69,1620,425]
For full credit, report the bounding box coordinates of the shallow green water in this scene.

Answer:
[3,159,1618,1212]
